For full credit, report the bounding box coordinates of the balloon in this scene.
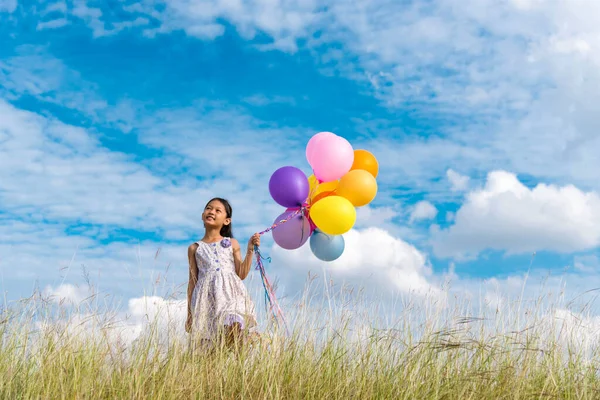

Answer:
[308,216,317,233]
[311,190,336,204]
[285,208,316,234]
[308,174,318,194]
[310,180,338,200]
[272,210,312,250]
[269,166,310,208]
[310,135,354,182]
[309,195,356,235]
[351,149,379,178]
[307,174,322,194]
[310,229,345,261]
[306,132,336,166]
[337,169,378,207]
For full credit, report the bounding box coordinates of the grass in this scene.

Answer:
[2,278,600,399]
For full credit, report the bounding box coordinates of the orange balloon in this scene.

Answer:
[351,149,379,178]
[311,190,336,204]
[306,174,338,205]
[337,169,377,207]
[308,174,337,194]
[311,180,338,199]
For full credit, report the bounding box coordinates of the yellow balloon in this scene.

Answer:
[337,169,378,207]
[309,196,356,235]
[307,174,318,193]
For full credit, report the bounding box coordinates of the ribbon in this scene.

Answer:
[253,244,289,335]
[253,172,325,334]
[257,206,305,236]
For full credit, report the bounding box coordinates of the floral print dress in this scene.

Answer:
[191,238,257,340]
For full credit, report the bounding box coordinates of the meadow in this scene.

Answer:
[1,275,600,399]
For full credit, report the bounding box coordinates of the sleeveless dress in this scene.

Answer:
[190,238,257,340]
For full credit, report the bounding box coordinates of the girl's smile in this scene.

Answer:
[202,200,230,227]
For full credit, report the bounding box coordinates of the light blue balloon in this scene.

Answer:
[309,229,345,262]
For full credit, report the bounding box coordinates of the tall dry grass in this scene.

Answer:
[1,275,600,399]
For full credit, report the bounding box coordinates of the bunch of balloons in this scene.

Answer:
[267,132,379,261]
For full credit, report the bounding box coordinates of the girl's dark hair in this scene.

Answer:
[205,197,234,238]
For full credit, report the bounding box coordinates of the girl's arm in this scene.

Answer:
[232,235,259,280]
[186,243,199,328]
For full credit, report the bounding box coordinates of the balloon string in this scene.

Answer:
[253,180,317,334]
[258,206,306,235]
[254,244,289,335]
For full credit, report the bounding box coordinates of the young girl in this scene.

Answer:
[186,197,260,348]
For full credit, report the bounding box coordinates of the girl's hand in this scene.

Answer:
[247,233,260,252]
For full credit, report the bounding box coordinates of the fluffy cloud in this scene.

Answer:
[271,227,443,299]
[154,0,600,193]
[0,218,188,298]
[409,201,438,223]
[6,0,600,195]
[0,100,217,235]
[33,285,188,352]
[43,283,90,304]
[432,170,600,258]
[545,309,600,355]
[447,169,470,192]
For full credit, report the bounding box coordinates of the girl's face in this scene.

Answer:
[202,200,230,229]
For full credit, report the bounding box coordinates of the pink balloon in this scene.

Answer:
[310,135,354,182]
[306,132,336,166]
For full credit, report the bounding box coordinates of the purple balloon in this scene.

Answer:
[269,166,310,208]
[272,210,312,250]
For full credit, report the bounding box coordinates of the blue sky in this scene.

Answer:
[2,0,600,318]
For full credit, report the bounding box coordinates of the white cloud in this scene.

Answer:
[0,49,409,234]
[0,0,16,13]
[272,227,443,299]
[546,309,600,355]
[0,99,216,233]
[447,169,470,192]
[123,295,188,347]
[52,0,321,50]
[43,283,90,304]
[573,254,599,273]
[242,94,297,107]
[432,170,600,258]
[0,48,110,117]
[86,0,600,195]
[28,291,188,355]
[74,0,600,119]
[37,18,69,30]
[6,1,600,197]
[0,218,189,298]
[42,1,67,13]
[72,0,110,37]
[409,200,437,223]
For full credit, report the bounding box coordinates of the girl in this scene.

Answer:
[186,197,260,348]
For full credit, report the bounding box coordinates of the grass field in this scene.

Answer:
[1,279,600,399]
